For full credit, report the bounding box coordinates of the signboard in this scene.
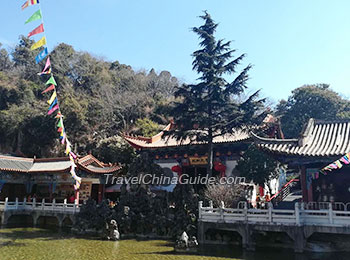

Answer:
[189,156,208,165]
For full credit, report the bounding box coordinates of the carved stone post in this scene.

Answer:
[198,201,203,220]
[328,202,334,224]
[295,202,300,226]
[268,202,273,223]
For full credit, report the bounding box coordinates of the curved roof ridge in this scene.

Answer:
[255,118,350,157]
[0,154,34,162]
[251,132,298,144]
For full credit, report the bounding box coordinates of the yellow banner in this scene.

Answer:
[47,91,57,105]
[30,36,46,50]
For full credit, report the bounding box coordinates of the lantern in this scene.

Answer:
[171,165,182,174]
[214,162,226,177]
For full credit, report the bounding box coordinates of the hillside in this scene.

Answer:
[0,37,177,160]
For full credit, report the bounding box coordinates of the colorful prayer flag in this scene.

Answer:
[42,57,51,72]
[65,141,71,155]
[70,152,77,159]
[57,118,63,128]
[45,75,57,86]
[60,130,65,141]
[55,112,63,119]
[330,163,338,169]
[28,23,44,37]
[25,10,42,24]
[30,36,46,50]
[48,98,58,110]
[335,160,343,168]
[48,91,57,105]
[48,104,59,115]
[35,47,48,64]
[21,1,29,10]
[340,156,350,165]
[37,68,51,76]
[61,132,66,144]
[42,84,55,94]
[22,0,40,10]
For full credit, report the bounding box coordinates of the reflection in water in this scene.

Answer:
[0,228,350,260]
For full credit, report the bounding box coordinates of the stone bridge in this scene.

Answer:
[0,198,80,228]
[198,201,350,252]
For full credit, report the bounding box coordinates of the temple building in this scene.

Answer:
[0,154,121,203]
[123,119,284,194]
[254,118,350,203]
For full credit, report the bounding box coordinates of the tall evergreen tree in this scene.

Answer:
[167,12,265,175]
[275,84,350,138]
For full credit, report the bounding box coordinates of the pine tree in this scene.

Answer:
[168,12,265,176]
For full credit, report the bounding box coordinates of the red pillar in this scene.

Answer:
[75,189,79,204]
[300,166,308,202]
[308,183,313,202]
[98,184,104,203]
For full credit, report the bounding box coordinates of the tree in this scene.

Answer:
[134,118,160,137]
[167,12,265,176]
[95,136,136,174]
[276,84,350,138]
[0,35,180,158]
[0,43,13,71]
[236,145,280,191]
[205,182,246,208]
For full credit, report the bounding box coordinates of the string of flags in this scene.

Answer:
[22,0,81,190]
[309,152,350,180]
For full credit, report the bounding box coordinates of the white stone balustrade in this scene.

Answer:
[0,197,80,214]
[199,201,350,227]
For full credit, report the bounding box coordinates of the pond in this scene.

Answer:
[0,228,350,260]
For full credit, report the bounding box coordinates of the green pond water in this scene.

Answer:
[1,228,350,260]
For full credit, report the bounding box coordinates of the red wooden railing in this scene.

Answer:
[267,178,299,203]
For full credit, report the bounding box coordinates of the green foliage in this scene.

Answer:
[167,12,266,174]
[276,84,350,138]
[236,145,280,186]
[128,152,164,179]
[0,44,13,71]
[0,38,177,158]
[134,118,160,137]
[95,136,136,173]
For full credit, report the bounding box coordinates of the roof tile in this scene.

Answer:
[254,119,350,157]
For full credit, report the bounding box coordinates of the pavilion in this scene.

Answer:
[254,118,350,203]
[123,117,284,194]
[0,154,121,203]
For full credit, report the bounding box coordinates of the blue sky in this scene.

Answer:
[1,0,350,103]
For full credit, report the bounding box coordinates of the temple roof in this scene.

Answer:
[123,123,250,149]
[28,158,71,173]
[0,154,121,174]
[0,155,33,172]
[254,118,350,157]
